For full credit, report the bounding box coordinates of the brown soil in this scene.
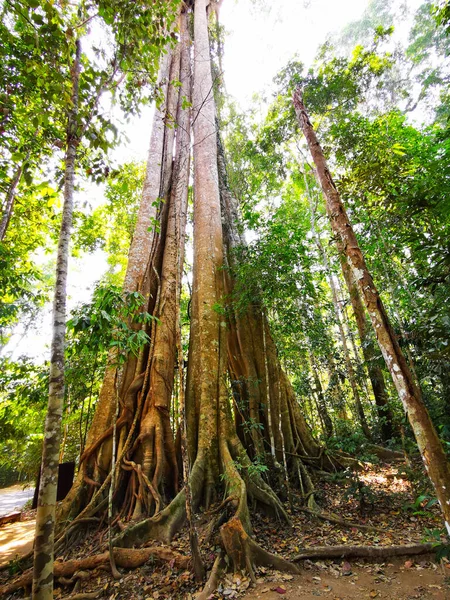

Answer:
[242,557,450,600]
[1,461,449,599]
[0,519,35,568]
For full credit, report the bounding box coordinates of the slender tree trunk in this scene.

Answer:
[0,155,29,241]
[294,88,450,535]
[338,251,395,440]
[32,39,81,600]
[308,195,371,439]
[310,355,333,438]
[335,273,377,416]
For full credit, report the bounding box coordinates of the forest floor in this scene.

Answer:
[241,557,449,600]
[1,460,449,599]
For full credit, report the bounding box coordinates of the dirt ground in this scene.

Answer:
[0,484,36,569]
[1,461,450,599]
[241,557,450,600]
[0,519,35,568]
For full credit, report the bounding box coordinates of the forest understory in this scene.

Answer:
[2,458,449,599]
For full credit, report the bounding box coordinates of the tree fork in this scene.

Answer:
[293,87,450,535]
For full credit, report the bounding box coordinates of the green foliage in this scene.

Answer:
[231,451,269,479]
[0,283,154,479]
[0,0,178,340]
[67,283,153,368]
[222,2,450,448]
[73,161,145,283]
[403,492,439,516]
[396,462,434,497]
[423,526,450,559]
[327,424,375,459]
[435,0,450,34]
[0,357,48,483]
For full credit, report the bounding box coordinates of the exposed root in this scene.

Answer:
[113,456,207,547]
[298,506,385,533]
[62,588,104,600]
[221,516,299,584]
[190,527,205,582]
[114,488,187,547]
[79,416,128,465]
[58,571,91,587]
[206,496,233,516]
[365,444,405,462]
[292,543,434,561]
[0,547,190,596]
[196,552,225,600]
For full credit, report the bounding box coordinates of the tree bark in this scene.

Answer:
[293,543,434,561]
[217,133,331,487]
[112,0,291,565]
[1,547,190,596]
[58,45,177,525]
[0,154,29,241]
[339,250,395,440]
[310,355,333,438]
[32,39,81,600]
[302,167,371,439]
[294,87,450,536]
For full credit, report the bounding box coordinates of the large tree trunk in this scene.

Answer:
[112,1,294,572]
[32,40,81,600]
[56,8,347,590]
[293,87,450,536]
[58,23,190,527]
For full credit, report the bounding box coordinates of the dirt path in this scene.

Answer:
[0,519,35,567]
[0,484,34,517]
[242,557,450,600]
[0,485,35,568]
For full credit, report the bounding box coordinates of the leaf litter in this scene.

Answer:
[1,460,449,599]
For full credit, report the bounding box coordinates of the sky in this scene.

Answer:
[6,0,425,362]
[121,0,371,161]
[220,0,368,105]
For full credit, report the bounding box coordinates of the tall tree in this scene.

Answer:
[31,0,181,594]
[338,249,395,441]
[293,88,450,535]
[32,38,81,600]
[109,3,340,576]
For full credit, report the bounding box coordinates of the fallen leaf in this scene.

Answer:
[272,586,287,594]
[342,561,352,575]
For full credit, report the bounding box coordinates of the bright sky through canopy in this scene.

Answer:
[220,0,369,106]
[7,0,423,362]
